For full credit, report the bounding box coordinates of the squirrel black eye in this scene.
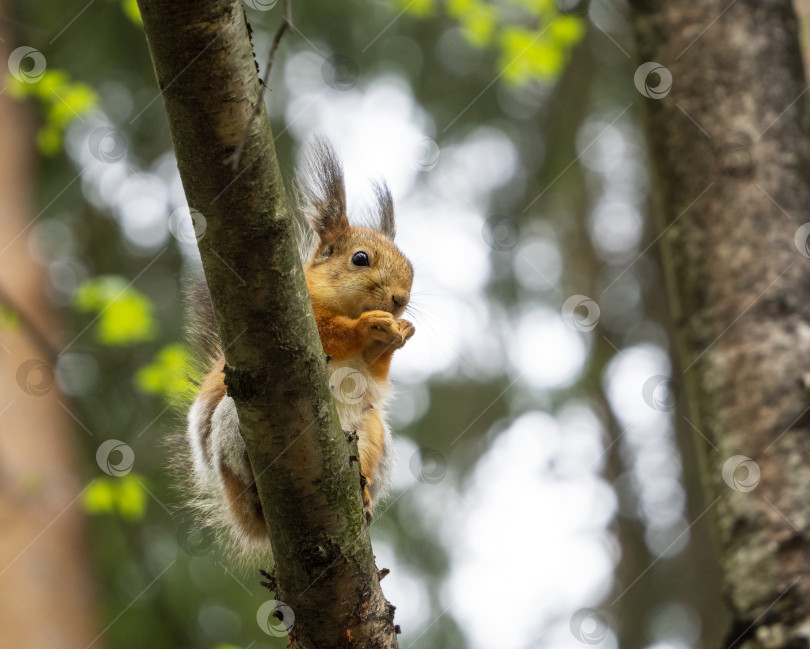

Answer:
[352,251,370,267]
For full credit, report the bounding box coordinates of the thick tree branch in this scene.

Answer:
[135,1,398,647]
[630,1,810,645]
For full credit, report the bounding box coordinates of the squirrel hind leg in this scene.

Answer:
[210,395,270,549]
[218,455,268,543]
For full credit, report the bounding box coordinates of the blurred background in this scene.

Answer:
[5,0,798,647]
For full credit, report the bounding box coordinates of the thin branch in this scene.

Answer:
[227,0,292,171]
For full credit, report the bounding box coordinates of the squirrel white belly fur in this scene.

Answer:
[184,138,414,558]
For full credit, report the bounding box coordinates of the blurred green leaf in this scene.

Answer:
[75,276,158,345]
[5,69,97,156]
[83,475,148,521]
[83,480,117,515]
[122,0,143,25]
[0,305,21,330]
[411,0,584,84]
[401,0,435,17]
[135,342,194,404]
[117,474,148,521]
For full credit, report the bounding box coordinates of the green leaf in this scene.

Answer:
[400,0,435,17]
[122,0,143,25]
[83,480,117,515]
[5,69,98,156]
[75,276,158,346]
[550,16,585,46]
[0,305,21,330]
[135,343,194,404]
[116,474,148,521]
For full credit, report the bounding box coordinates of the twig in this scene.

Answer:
[227,0,293,172]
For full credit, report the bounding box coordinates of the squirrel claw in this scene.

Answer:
[259,568,277,592]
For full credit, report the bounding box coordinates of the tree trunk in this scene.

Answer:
[135,1,398,647]
[630,1,810,646]
[0,20,100,648]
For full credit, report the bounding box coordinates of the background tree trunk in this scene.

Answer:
[0,17,101,648]
[630,1,810,646]
[135,1,398,647]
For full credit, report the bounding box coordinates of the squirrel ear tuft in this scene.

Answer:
[299,136,349,246]
[373,180,396,240]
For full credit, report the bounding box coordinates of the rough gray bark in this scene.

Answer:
[630,1,810,647]
[135,1,398,647]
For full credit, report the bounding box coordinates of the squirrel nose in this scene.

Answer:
[392,292,409,307]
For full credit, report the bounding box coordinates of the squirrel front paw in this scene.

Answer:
[392,319,415,349]
[360,311,415,349]
[361,310,402,346]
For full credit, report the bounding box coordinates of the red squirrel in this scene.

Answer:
[185,139,415,556]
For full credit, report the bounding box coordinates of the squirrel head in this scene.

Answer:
[300,138,413,319]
